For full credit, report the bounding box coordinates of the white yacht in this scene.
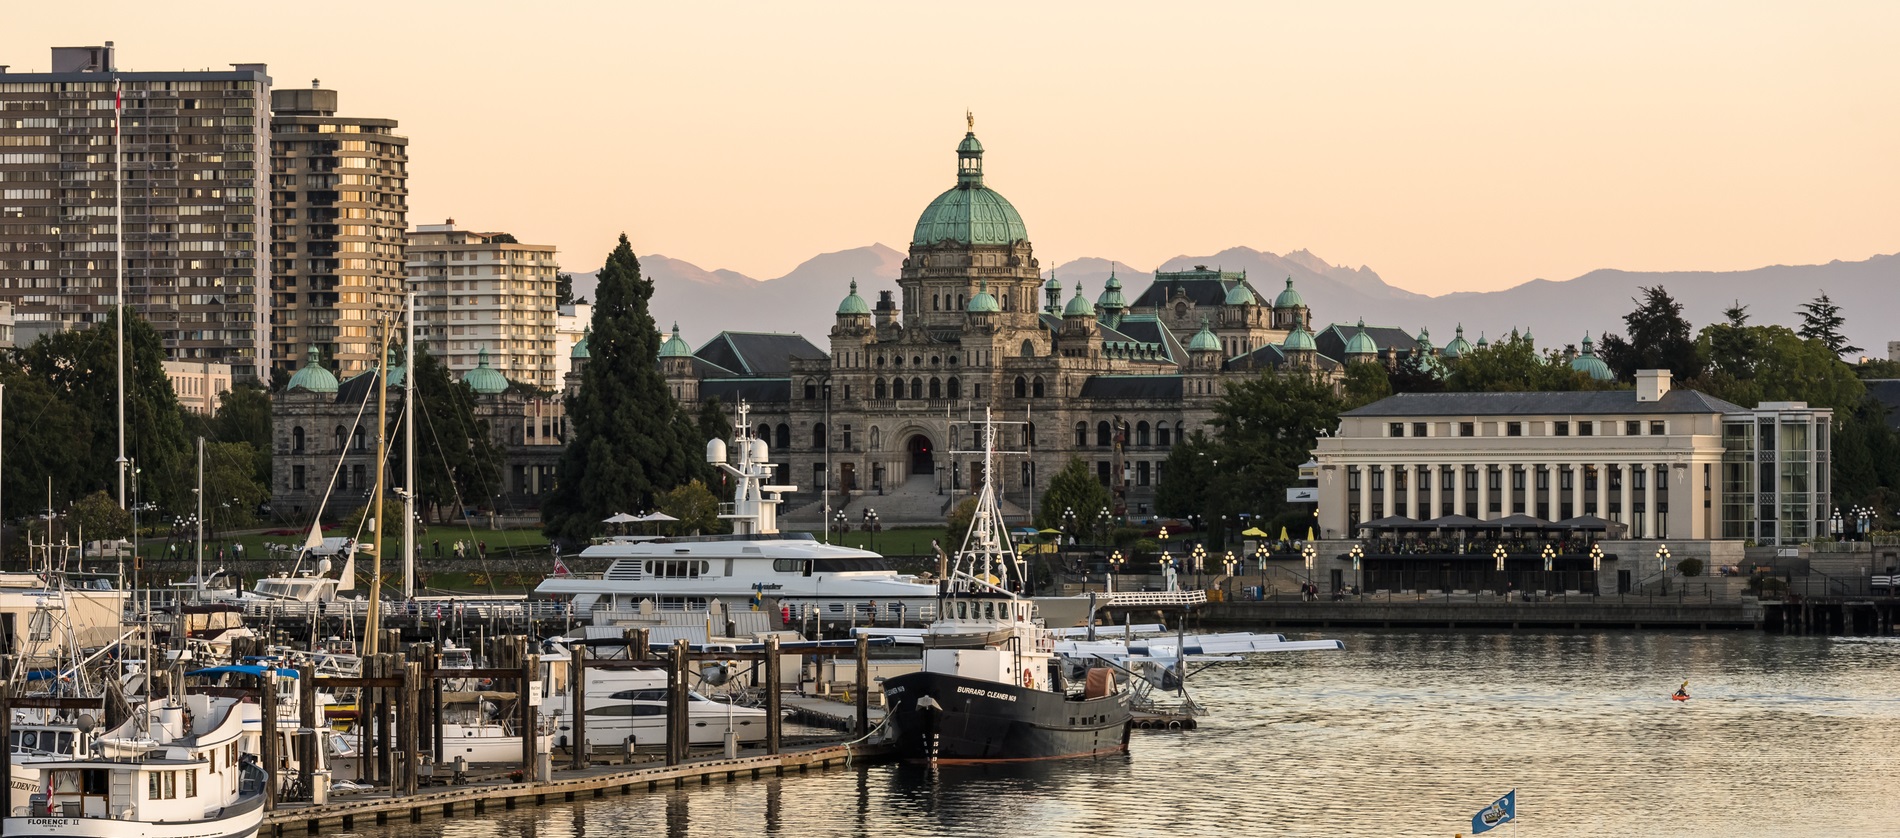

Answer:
[537,654,769,750]
[535,402,937,624]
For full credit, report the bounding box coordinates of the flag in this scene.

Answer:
[1471,790,1516,834]
[114,78,122,112]
[552,556,571,577]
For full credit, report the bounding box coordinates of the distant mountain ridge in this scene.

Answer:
[575,247,1895,360]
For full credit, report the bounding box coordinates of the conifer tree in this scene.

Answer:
[544,235,706,539]
[1797,292,1862,357]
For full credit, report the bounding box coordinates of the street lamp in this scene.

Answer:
[1109,549,1124,592]
[1191,543,1207,589]
[833,509,847,543]
[1222,551,1237,598]
[1099,505,1110,550]
[1348,543,1364,597]
[1656,543,1673,594]
[862,508,879,553]
[1300,542,1317,599]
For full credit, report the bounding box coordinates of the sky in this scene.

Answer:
[10,1,1897,294]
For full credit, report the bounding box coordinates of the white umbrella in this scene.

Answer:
[639,512,680,522]
[602,513,638,524]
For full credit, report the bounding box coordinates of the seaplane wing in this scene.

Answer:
[1054,634,1344,658]
[1049,624,1168,638]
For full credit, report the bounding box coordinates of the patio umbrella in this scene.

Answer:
[602,513,638,524]
[1306,527,1315,542]
[639,512,680,522]
[1360,516,1420,530]
[1241,527,1270,538]
[1278,527,1290,542]
[1420,514,1491,529]
[1490,513,1553,530]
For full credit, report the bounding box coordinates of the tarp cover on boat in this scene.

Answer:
[187,665,300,679]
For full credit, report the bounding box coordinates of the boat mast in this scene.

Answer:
[114,76,126,510]
[364,321,394,657]
[402,289,416,599]
[195,436,204,601]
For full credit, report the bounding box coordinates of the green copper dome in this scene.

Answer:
[836,280,870,316]
[463,348,509,395]
[1188,317,1222,353]
[1224,282,1257,306]
[1273,277,1304,309]
[1571,332,1613,381]
[1443,324,1472,359]
[1282,326,1316,352]
[659,323,693,358]
[1097,272,1129,310]
[1345,319,1378,357]
[571,329,591,359]
[911,130,1029,247]
[384,343,407,389]
[967,280,1000,313]
[1063,283,1095,318]
[286,345,338,394]
[1476,331,1489,348]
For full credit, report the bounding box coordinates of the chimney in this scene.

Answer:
[1636,369,1671,403]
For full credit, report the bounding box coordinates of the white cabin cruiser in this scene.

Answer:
[536,402,937,623]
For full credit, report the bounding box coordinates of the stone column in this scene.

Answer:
[1546,463,1561,521]
[1595,462,1610,519]
[1429,465,1444,520]
[1453,465,1468,519]
[1642,463,1657,539]
[1571,463,1586,520]
[1405,465,1419,519]
[1500,465,1514,518]
[1381,465,1395,521]
[1475,463,1489,521]
[1619,464,1634,531]
[1356,466,1372,530]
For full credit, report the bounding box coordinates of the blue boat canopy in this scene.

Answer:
[186,665,298,679]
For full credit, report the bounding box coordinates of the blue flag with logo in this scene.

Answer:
[1471,790,1516,833]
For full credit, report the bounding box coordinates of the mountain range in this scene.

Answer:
[573,247,1897,361]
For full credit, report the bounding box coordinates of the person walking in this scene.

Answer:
[433,539,441,558]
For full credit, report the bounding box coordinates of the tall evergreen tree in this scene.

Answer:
[543,235,706,539]
[1599,285,1705,382]
[1035,457,1113,537]
[1797,292,1862,357]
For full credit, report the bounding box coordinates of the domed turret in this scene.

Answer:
[1043,272,1062,314]
[1282,325,1317,353]
[967,280,1000,313]
[1570,332,1614,381]
[836,280,870,316]
[384,342,407,389]
[286,345,339,394]
[1188,317,1222,353]
[1476,331,1489,349]
[1097,271,1129,311]
[1345,319,1378,359]
[1443,324,1473,359]
[1063,282,1095,318]
[463,347,510,395]
[911,118,1028,246]
[1412,328,1445,377]
[1273,277,1304,309]
[659,322,693,358]
[571,328,591,359]
[1224,282,1258,306]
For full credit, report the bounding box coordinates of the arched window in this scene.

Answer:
[1136,421,1151,446]
[803,378,817,400]
[1021,461,1032,487]
[1096,421,1111,447]
[911,377,923,399]
[812,423,827,450]
[1020,340,1034,357]
[1023,422,1036,448]
[933,294,940,311]
[1157,422,1172,447]
[1075,422,1088,447]
[929,377,942,399]
[874,378,887,400]
[292,426,305,453]
[1176,421,1186,443]
[1013,376,1027,398]
[946,377,960,399]
[957,294,965,310]
[334,425,346,452]
[757,423,770,443]
[1031,376,1045,398]
[892,378,906,399]
[775,424,790,451]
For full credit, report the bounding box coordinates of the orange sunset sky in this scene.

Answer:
[9,1,1897,291]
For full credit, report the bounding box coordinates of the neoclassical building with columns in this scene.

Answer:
[1311,370,1832,546]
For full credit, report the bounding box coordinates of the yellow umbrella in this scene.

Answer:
[1241,527,1269,538]
[1306,526,1316,542]
[1278,527,1290,542]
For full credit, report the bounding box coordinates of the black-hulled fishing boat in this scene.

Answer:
[879,409,1130,763]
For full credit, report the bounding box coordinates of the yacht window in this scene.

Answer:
[984,602,995,619]
[608,689,668,701]
[186,769,197,798]
[956,602,967,619]
[56,732,72,754]
[19,731,36,750]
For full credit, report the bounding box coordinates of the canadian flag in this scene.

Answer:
[552,557,571,577]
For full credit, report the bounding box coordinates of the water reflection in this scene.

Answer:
[344,631,1900,838]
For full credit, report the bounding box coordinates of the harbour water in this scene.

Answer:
[339,630,1900,837]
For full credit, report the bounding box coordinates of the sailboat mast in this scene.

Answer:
[365,322,394,657]
[403,290,416,599]
[195,436,204,600]
[114,77,126,510]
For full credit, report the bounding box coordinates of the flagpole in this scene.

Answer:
[114,77,126,510]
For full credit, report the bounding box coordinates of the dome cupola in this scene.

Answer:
[911,116,1029,247]
[286,345,339,394]
[463,347,510,395]
[836,280,870,316]
[1345,319,1378,358]
[571,328,591,359]
[967,280,1001,313]
[1273,277,1304,309]
[1443,324,1473,359]
[1282,325,1317,353]
[1570,332,1614,381]
[1224,281,1257,306]
[1062,282,1095,318]
[659,323,693,358]
[1188,317,1222,353]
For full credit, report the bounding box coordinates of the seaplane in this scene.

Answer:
[1051,625,1345,718]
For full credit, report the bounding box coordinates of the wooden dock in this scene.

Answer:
[780,694,886,732]
[262,741,892,834]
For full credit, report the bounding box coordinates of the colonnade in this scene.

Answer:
[1350,461,1683,538]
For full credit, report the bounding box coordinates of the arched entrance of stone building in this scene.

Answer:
[908,435,935,477]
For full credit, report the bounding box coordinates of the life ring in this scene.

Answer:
[1022,670,1033,688]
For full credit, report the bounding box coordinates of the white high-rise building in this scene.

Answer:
[406,220,560,389]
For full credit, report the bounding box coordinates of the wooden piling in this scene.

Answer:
[854,634,870,737]
[764,635,782,756]
[569,643,588,770]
